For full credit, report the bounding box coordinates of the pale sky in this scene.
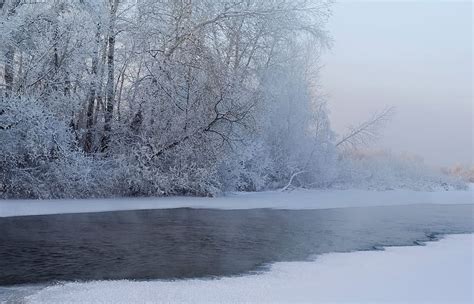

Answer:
[321,0,472,167]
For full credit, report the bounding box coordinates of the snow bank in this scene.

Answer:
[1,185,472,217]
[23,234,473,304]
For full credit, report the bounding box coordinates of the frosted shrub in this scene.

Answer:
[0,97,125,198]
[334,151,467,191]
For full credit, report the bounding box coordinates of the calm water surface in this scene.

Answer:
[0,204,472,287]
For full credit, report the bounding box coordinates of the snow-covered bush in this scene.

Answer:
[0,97,125,199]
[217,141,275,192]
[123,142,221,197]
[1,96,70,197]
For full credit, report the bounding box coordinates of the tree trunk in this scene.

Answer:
[84,23,102,153]
[4,47,13,97]
[3,0,20,98]
[100,0,118,153]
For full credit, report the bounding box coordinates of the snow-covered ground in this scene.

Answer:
[1,185,473,217]
[17,234,472,304]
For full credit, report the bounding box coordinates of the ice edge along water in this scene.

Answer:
[1,185,473,217]
[15,234,473,304]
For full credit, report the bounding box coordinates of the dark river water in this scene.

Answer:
[0,204,472,287]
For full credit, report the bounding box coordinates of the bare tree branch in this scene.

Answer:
[336,106,395,149]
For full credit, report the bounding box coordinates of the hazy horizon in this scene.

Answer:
[322,0,472,167]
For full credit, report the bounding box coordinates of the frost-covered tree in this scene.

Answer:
[1,0,461,199]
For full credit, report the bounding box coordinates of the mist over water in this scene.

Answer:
[1,204,472,286]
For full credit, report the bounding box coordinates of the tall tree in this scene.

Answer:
[101,0,119,153]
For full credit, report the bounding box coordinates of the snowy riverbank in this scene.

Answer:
[15,234,472,303]
[1,185,472,217]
